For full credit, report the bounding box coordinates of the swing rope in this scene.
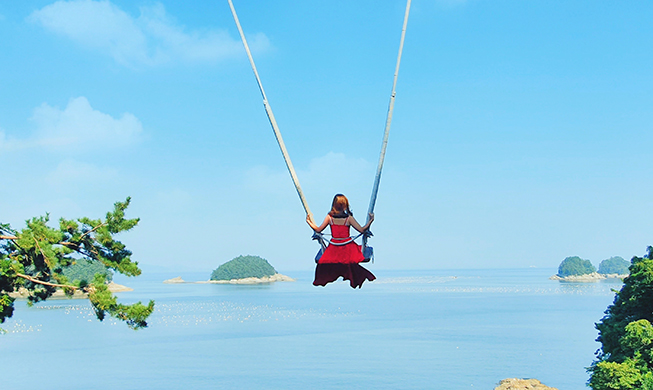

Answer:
[227,0,312,219]
[363,0,411,251]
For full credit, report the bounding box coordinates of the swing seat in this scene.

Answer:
[314,247,324,263]
[362,246,373,263]
[313,229,374,263]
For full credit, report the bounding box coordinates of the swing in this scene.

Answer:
[311,230,372,264]
[228,0,411,263]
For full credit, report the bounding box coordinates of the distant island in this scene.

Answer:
[597,256,629,275]
[211,255,277,280]
[550,256,629,281]
[9,260,131,299]
[62,259,113,285]
[163,255,294,285]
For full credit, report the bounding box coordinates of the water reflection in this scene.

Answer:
[556,280,622,296]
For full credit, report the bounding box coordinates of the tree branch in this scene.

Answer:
[60,243,98,261]
[32,236,52,268]
[15,273,79,290]
[80,222,107,240]
[1,234,26,252]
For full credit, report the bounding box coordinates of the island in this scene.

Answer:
[163,255,295,285]
[9,260,132,299]
[208,255,294,284]
[163,276,186,284]
[550,255,629,281]
[62,259,113,285]
[9,282,132,299]
[495,378,557,390]
[597,256,629,275]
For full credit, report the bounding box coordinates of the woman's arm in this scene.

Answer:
[349,213,374,233]
[306,214,330,233]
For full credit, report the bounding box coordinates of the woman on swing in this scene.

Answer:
[306,194,376,288]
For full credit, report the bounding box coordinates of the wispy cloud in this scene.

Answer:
[45,159,119,187]
[28,0,269,67]
[0,130,19,151]
[245,152,372,192]
[244,152,374,211]
[433,0,467,8]
[0,96,142,151]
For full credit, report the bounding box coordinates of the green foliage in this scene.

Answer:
[589,247,653,389]
[595,248,653,362]
[588,359,653,390]
[599,257,630,275]
[0,251,16,322]
[558,256,596,277]
[210,255,277,281]
[621,320,653,362]
[88,273,154,330]
[0,198,154,330]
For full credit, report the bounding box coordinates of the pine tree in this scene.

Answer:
[589,246,653,389]
[0,198,154,330]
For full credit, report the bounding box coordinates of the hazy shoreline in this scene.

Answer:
[549,272,627,282]
[8,282,133,299]
[163,273,295,285]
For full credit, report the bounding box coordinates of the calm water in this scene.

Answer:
[1,268,619,389]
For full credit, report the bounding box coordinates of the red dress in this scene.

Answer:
[313,217,376,288]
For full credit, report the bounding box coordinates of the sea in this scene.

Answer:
[1,268,620,390]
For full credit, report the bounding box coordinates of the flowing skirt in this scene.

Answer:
[313,263,376,289]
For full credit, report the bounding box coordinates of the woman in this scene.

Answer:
[306,194,375,288]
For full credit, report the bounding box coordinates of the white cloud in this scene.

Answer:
[300,152,375,213]
[245,152,372,193]
[244,165,291,196]
[0,130,14,150]
[244,152,374,214]
[29,0,147,65]
[301,152,373,189]
[28,0,269,67]
[0,96,142,152]
[46,159,119,187]
[31,96,142,149]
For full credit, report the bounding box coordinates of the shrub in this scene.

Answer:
[588,359,653,390]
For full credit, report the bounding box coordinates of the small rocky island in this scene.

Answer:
[550,256,629,282]
[494,378,557,390]
[209,255,294,284]
[164,255,294,285]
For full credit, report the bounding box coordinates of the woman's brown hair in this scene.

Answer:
[329,194,353,217]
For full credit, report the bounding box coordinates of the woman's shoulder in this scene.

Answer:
[329,214,350,225]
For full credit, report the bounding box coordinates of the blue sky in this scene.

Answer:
[1,0,652,273]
